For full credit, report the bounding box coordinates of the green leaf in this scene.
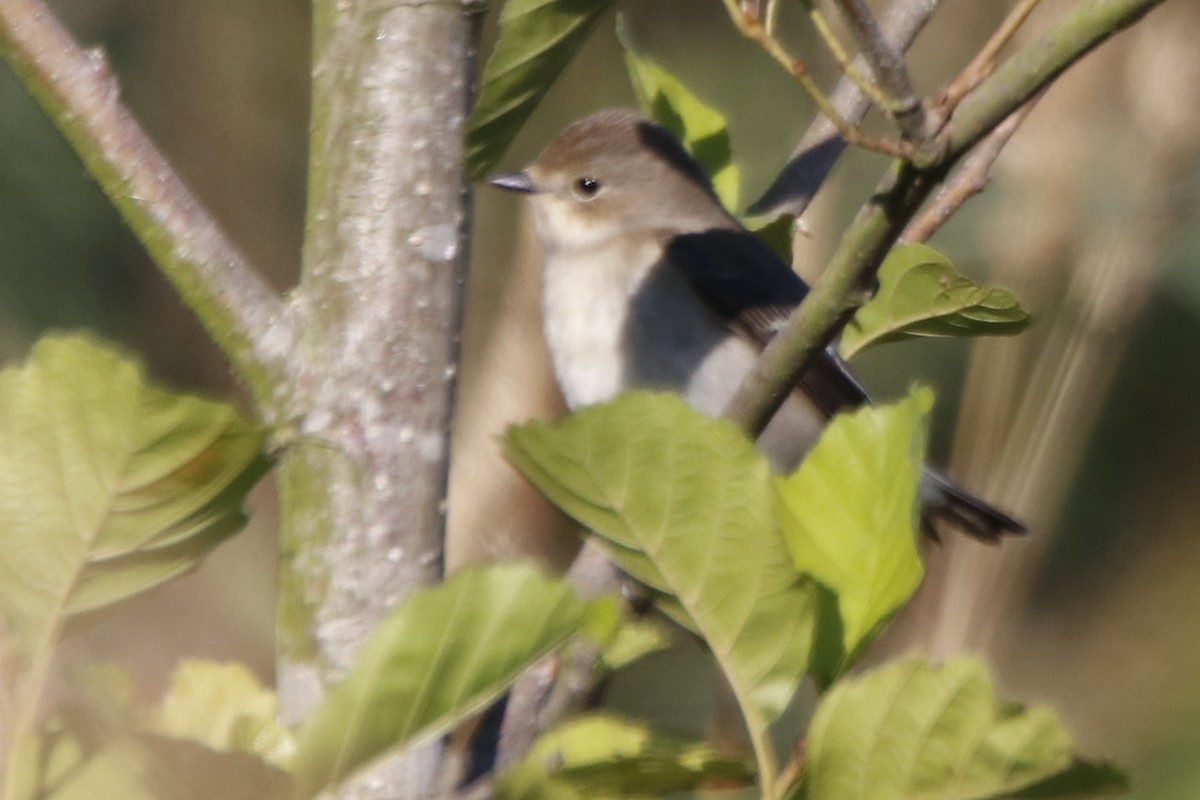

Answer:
[794,656,1093,800]
[153,660,294,770]
[0,334,269,661]
[293,563,595,798]
[839,243,1031,359]
[505,392,820,778]
[617,14,740,210]
[466,0,616,179]
[10,722,291,800]
[496,711,754,799]
[775,389,930,670]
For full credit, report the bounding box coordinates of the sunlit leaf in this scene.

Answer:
[0,334,269,661]
[10,721,291,800]
[466,0,616,178]
[154,660,294,770]
[617,14,739,209]
[293,563,597,798]
[775,389,930,673]
[496,711,754,799]
[839,243,1030,359]
[505,392,820,750]
[794,656,1107,800]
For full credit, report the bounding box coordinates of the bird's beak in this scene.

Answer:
[488,171,538,194]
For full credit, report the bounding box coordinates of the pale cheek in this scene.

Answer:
[531,198,615,253]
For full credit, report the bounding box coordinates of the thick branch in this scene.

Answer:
[0,0,290,409]
[728,0,1166,435]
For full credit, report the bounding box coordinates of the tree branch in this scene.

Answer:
[903,97,1039,243]
[0,0,291,409]
[727,0,1166,436]
[748,0,942,217]
[832,0,930,139]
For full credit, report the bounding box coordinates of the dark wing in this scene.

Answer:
[663,227,869,416]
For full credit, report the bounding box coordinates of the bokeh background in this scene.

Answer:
[2,0,1199,795]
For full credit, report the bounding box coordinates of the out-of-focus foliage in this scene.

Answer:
[496,711,754,799]
[293,564,607,798]
[796,657,1127,800]
[617,14,740,210]
[0,334,269,659]
[467,0,617,178]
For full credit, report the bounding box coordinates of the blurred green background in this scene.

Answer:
[2,1,1199,796]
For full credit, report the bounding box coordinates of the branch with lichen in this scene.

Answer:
[726,0,1167,436]
[0,0,291,411]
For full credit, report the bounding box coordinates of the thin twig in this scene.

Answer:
[0,0,291,409]
[903,97,1040,242]
[722,0,914,159]
[932,0,1045,127]
[803,2,892,108]
[748,0,943,217]
[832,0,931,139]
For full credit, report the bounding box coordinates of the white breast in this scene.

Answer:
[539,243,635,408]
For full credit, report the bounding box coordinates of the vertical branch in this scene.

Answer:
[277,1,482,797]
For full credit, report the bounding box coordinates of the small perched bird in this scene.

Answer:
[490,108,1022,541]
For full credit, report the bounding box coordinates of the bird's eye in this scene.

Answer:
[572,177,603,200]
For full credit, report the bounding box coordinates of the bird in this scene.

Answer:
[489,108,1023,541]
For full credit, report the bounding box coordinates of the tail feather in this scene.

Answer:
[920,468,1026,543]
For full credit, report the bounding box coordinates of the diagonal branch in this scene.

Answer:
[748,0,942,217]
[903,96,1041,243]
[832,0,930,139]
[727,0,1167,436]
[0,0,291,410]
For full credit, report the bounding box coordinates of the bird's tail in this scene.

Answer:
[920,468,1026,543]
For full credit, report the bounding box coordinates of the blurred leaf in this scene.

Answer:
[617,15,739,210]
[0,333,269,662]
[293,563,596,798]
[1006,760,1129,798]
[794,656,1090,800]
[153,660,294,770]
[600,615,675,670]
[496,711,753,799]
[10,721,290,800]
[466,0,616,178]
[839,243,1031,359]
[505,392,820,749]
[775,389,930,672]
